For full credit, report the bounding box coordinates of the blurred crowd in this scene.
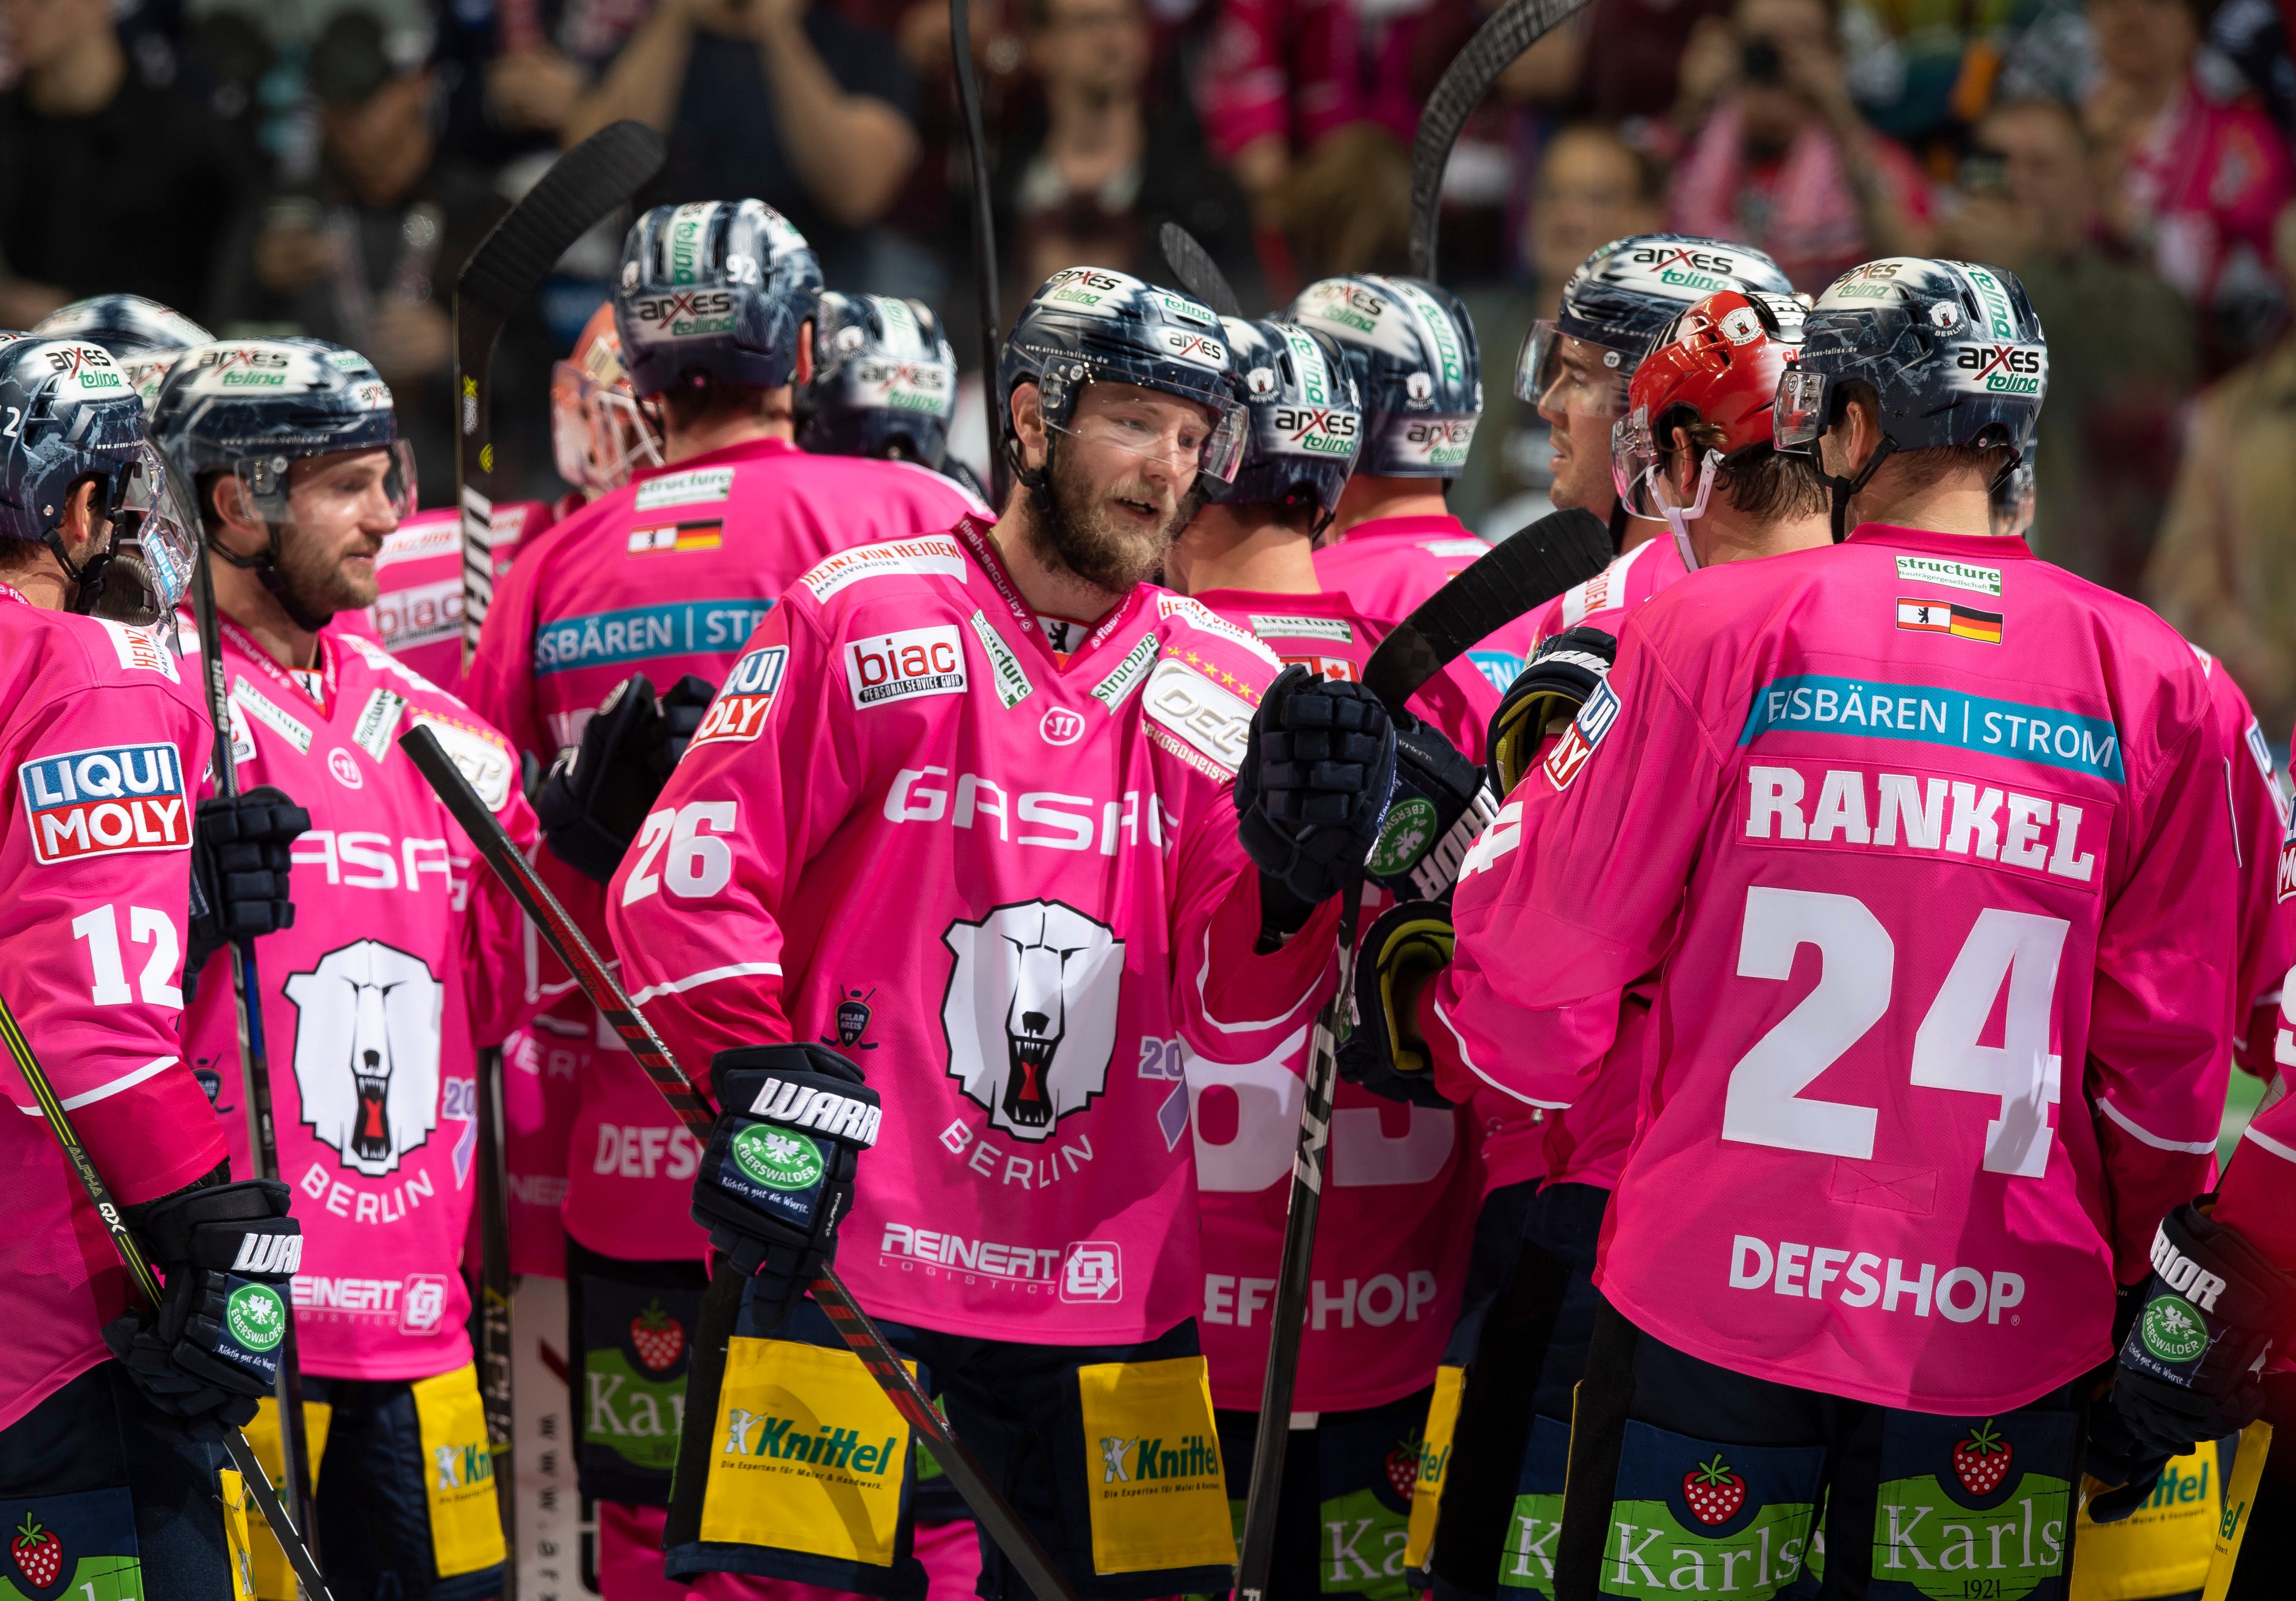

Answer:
[8,0,2296,726]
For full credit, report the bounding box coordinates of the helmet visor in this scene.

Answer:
[108,441,197,619]
[1772,366,1829,454]
[235,439,417,526]
[1517,322,1634,417]
[1051,403,1248,484]
[1610,408,1662,519]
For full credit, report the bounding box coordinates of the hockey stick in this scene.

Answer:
[1234,504,1613,1598]
[950,0,1006,504]
[1159,222,1244,321]
[1408,0,1591,280]
[398,726,1083,1601]
[456,119,665,663]
[190,541,322,1573]
[0,981,333,1600]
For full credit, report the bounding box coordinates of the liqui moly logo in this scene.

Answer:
[691,645,789,748]
[21,743,192,864]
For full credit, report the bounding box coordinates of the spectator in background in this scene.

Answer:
[1944,96,2193,591]
[0,0,248,325]
[209,11,513,505]
[562,0,920,289]
[997,0,1260,309]
[1451,122,1661,534]
[2146,203,2296,737]
[1668,0,1933,289]
[2086,0,2294,373]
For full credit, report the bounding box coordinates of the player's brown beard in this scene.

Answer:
[273,521,384,623]
[1031,440,1200,593]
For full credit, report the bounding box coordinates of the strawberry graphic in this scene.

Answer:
[12,1517,62,1590]
[629,1301,686,1373]
[1951,1421,2013,1497]
[1682,1455,1746,1526]
[1384,1435,1421,1503]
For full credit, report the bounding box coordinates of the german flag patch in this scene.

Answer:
[1896,598,2002,644]
[627,519,724,555]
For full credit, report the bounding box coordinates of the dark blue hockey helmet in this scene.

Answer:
[1212,318,1361,527]
[0,337,199,624]
[801,292,958,465]
[1775,257,2045,535]
[1517,234,1795,418]
[1285,274,1479,478]
[616,200,824,398]
[33,294,213,413]
[997,266,1248,487]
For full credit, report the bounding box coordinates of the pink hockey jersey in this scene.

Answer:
[1313,515,1537,697]
[1189,587,1493,1411]
[1427,526,2239,1412]
[461,437,987,1265]
[606,518,1340,1344]
[179,618,541,1380]
[364,502,556,695]
[2194,649,2293,1079]
[1475,531,1690,1196]
[0,594,222,1431]
[2213,996,2296,1282]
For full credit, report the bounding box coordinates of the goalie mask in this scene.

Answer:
[552,300,664,495]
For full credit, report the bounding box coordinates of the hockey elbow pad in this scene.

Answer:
[1337,899,1459,1108]
[693,1044,879,1335]
[1488,626,1616,798]
[1364,711,1499,902]
[1238,665,1398,913]
[537,672,719,883]
[104,1178,302,1431]
[2105,1201,2296,1457]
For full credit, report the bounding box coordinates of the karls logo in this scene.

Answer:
[631,288,738,336]
[20,743,191,864]
[724,1411,902,1475]
[1272,406,1358,456]
[692,644,788,747]
[846,624,966,709]
[1954,343,2045,394]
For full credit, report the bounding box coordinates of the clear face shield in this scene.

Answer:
[552,360,665,494]
[1771,366,1830,454]
[235,440,418,529]
[1611,405,1723,572]
[1517,322,1635,418]
[1048,398,1249,485]
[80,440,199,626]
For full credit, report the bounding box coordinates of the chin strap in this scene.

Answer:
[1816,437,1896,544]
[206,525,336,634]
[1006,430,1058,525]
[1654,450,1724,575]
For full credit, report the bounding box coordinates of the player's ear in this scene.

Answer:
[1010,380,1048,471]
[795,321,815,388]
[56,478,108,570]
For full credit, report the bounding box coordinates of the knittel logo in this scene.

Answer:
[1100,1433,1220,1485]
[723,1412,903,1479]
[20,742,191,864]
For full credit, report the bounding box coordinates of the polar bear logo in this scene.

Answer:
[941,900,1123,1142]
[285,939,444,1176]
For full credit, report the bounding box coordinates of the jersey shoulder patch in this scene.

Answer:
[798,533,970,604]
[97,618,181,683]
[1141,654,1256,780]
[1153,593,1281,668]
[407,708,517,813]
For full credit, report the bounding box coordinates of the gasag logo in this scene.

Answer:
[630,288,739,338]
[1271,405,1358,456]
[846,624,966,709]
[20,742,190,864]
[692,644,789,747]
[1953,342,2046,395]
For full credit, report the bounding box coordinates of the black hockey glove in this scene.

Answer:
[692,1044,879,1336]
[1338,899,1459,1107]
[537,672,719,884]
[1238,665,1396,939]
[1363,713,1498,902]
[102,1176,302,1435]
[185,786,311,1005]
[2103,1202,2296,1458]
[1488,626,1617,799]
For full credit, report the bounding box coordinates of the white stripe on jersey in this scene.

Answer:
[2097,1095,2217,1155]
[626,960,783,1007]
[13,1053,182,1114]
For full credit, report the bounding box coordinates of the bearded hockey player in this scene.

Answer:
[0,336,301,1595]
[1159,313,1493,1595]
[1515,234,1795,556]
[459,199,985,1595]
[1414,259,2237,1600]
[1362,288,1830,1598]
[606,266,1395,1598]
[152,338,542,1599]
[32,292,213,412]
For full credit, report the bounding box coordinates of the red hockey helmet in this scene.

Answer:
[1610,289,1805,530]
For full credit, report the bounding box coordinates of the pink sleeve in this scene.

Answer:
[5,685,226,1204]
[1196,0,1292,159]
[2214,996,2296,1269]
[462,547,548,764]
[607,604,841,1075]
[1174,835,1340,1067]
[2085,706,2243,1282]
[460,778,548,1049]
[1426,630,1719,1110]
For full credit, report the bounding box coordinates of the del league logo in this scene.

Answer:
[20,742,192,864]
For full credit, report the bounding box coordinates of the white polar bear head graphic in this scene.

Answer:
[284,939,444,1177]
[941,899,1124,1142]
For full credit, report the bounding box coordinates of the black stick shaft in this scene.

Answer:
[398,727,1079,1601]
[474,1044,518,1553]
[0,979,333,1599]
[950,0,1004,504]
[1235,877,1362,1598]
[190,548,321,1569]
